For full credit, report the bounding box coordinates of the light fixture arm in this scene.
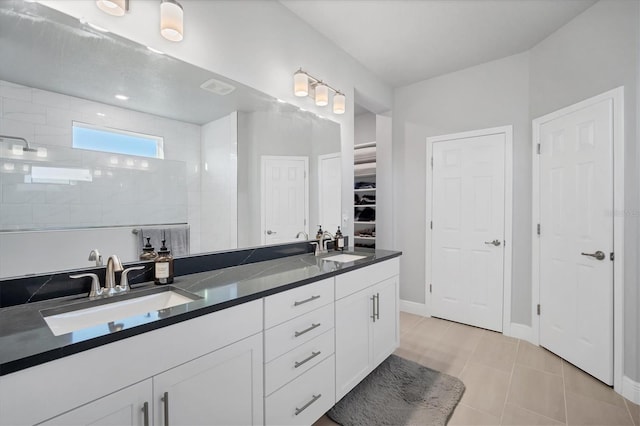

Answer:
[294,68,344,97]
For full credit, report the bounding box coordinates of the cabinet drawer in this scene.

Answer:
[265,355,335,426]
[265,303,334,362]
[335,258,399,299]
[264,278,334,328]
[265,328,334,396]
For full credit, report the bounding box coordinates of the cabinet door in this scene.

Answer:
[40,380,152,426]
[372,276,399,367]
[335,286,373,401]
[153,333,263,426]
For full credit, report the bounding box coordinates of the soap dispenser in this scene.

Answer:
[139,237,157,261]
[334,226,345,251]
[154,239,174,285]
[315,225,324,242]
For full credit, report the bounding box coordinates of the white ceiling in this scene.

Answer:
[280,0,597,88]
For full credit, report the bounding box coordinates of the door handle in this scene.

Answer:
[581,250,605,261]
[266,230,277,235]
[484,239,501,246]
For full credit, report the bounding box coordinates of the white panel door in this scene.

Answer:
[261,156,308,245]
[431,134,505,331]
[318,153,342,234]
[538,99,613,384]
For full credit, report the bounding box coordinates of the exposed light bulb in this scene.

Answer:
[160,0,184,42]
[315,83,329,106]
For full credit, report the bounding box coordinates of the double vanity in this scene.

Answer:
[0,246,401,426]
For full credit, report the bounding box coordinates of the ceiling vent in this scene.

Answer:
[200,78,236,96]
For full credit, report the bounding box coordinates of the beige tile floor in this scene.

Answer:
[313,312,640,426]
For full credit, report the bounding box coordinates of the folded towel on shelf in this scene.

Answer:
[354,207,376,222]
[357,194,376,205]
[354,162,376,176]
[134,225,190,257]
[354,147,376,164]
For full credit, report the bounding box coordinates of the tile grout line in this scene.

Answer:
[457,324,483,378]
[498,339,519,425]
[561,359,569,425]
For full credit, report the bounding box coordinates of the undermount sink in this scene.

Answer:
[41,287,201,336]
[322,254,367,263]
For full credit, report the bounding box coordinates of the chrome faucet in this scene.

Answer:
[296,231,309,240]
[321,231,334,253]
[105,255,124,296]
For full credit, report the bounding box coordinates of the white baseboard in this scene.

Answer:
[622,376,640,405]
[399,299,429,317]
[506,323,537,346]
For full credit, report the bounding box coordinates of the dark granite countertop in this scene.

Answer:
[0,249,400,376]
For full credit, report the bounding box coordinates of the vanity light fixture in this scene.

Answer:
[96,0,129,17]
[160,0,184,42]
[292,68,346,115]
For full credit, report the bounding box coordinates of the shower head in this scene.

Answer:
[0,134,37,152]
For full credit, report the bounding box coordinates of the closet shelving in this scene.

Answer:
[354,141,376,249]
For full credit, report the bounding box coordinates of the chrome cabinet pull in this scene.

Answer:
[294,351,321,368]
[294,394,322,416]
[371,295,376,322]
[141,401,149,426]
[376,292,380,320]
[484,239,501,246]
[581,250,605,260]
[294,323,321,337]
[294,295,321,306]
[161,392,169,426]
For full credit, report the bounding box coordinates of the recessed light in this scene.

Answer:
[115,94,129,101]
[276,99,287,104]
[146,46,165,55]
[97,112,106,117]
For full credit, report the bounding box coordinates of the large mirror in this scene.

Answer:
[0,1,342,278]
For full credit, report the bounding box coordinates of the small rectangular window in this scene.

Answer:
[72,122,164,159]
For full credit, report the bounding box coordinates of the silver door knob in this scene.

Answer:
[581,250,605,260]
[266,230,277,235]
[484,239,501,246]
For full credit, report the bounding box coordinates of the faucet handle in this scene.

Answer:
[118,266,146,292]
[70,273,103,299]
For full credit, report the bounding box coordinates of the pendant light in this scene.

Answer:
[294,69,309,97]
[96,0,128,16]
[315,82,329,107]
[333,92,346,114]
[160,0,184,42]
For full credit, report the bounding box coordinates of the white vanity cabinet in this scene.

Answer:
[263,278,336,426]
[335,258,399,401]
[0,300,263,426]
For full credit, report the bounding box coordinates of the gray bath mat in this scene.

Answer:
[328,355,465,426]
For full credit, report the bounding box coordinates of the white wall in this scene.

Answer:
[529,0,639,383]
[354,112,376,145]
[393,52,531,315]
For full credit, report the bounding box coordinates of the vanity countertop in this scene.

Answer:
[0,249,401,376]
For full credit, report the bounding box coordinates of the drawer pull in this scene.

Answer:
[294,394,322,416]
[294,351,321,368]
[294,323,321,337]
[294,294,321,306]
[376,292,380,320]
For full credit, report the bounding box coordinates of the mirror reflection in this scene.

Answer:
[0,1,342,278]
